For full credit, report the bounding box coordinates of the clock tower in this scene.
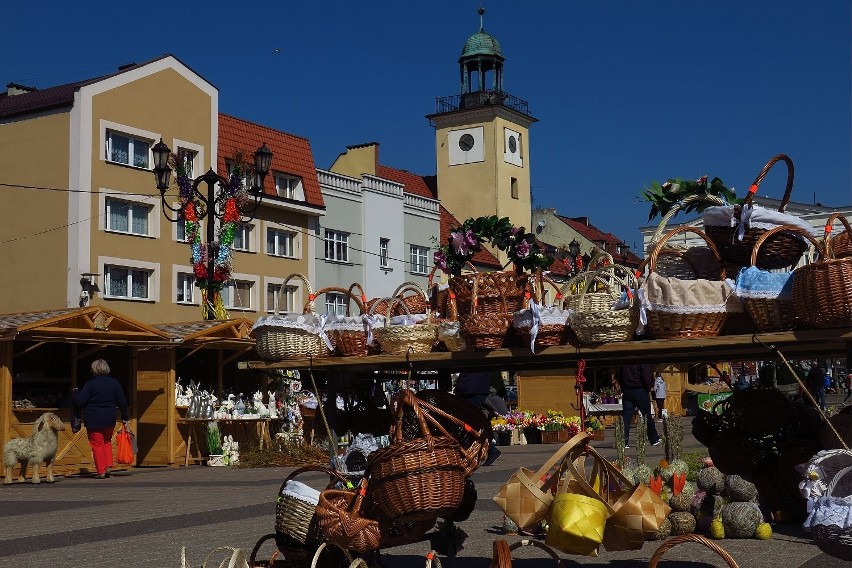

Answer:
[428,8,537,264]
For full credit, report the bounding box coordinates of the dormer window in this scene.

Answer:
[275,174,304,200]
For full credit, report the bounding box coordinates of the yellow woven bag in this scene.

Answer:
[545,492,609,557]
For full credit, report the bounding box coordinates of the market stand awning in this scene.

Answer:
[0,306,173,344]
[153,319,254,349]
[238,328,852,374]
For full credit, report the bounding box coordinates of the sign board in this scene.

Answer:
[697,392,732,414]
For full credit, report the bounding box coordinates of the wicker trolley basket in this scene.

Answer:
[252,273,331,360]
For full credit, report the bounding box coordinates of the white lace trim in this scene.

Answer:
[648,303,728,314]
[325,315,383,332]
[253,314,323,333]
[735,289,791,300]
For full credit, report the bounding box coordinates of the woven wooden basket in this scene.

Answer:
[367,389,466,522]
[275,466,351,546]
[704,154,807,271]
[740,225,822,332]
[461,272,512,350]
[315,478,381,553]
[648,534,739,568]
[643,227,730,339]
[826,211,852,259]
[792,220,851,329]
[563,265,638,345]
[252,273,330,360]
[513,272,570,349]
[322,283,371,357]
[450,269,530,317]
[370,291,438,355]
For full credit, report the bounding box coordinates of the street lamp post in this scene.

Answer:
[617,241,630,264]
[567,238,582,275]
[152,139,272,319]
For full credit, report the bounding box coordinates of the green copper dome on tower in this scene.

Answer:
[461,7,503,58]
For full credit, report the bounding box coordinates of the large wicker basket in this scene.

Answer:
[642,227,731,339]
[513,272,570,350]
[252,273,330,360]
[461,273,512,350]
[703,154,809,271]
[275,466,351,546]
[323,284,371,356]
[792,222,851,329]
[370,292,438,355]
[450,269,530,317]
[563,265,638,345]
[826,211,852,259]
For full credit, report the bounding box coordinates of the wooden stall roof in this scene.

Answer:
[0,306,173,344]
[152,318,254,350]
[239,328,852,374]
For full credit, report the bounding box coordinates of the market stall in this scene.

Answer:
[0,307,172,478]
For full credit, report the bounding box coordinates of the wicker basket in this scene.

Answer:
[513,271,570,350]
[829,212,852,259]
[315,478,382,553]
[704,154,808,271]
[367,389,466,522]
[737,225,822,332]
[563,265,638,345]
[792,224,851,329]
[450,269,530,317]
[808,465,852,561]
[648,534,740,568]
[370,291,438,355]
[275,466,351,546]
[252,273,331,360]
[323,284,372,357]
[642,227,731,339]
[461,273,512,350]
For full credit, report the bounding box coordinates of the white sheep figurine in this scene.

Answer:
[3,412,65,484]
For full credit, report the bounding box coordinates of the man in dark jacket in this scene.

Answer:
[73,359,129,478]
[456,372,501,465]
[618,363,661,448]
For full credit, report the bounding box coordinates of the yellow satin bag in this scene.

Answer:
[544,492,609,557]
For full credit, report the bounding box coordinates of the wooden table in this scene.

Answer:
[176,418,280,466]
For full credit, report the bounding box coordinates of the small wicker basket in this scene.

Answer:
[275,466,351,546]
[252,273,330,360]
[828,211,852,259]
[323,283,371,357]
[513,271,570,350]
[563,265,638,345]
[370,291,437,355]
[461,273,512,350]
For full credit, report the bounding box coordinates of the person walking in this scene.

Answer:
[456,371,501,465]
[807,360,826,411]
[72,359,129,478]
[617,363,661,448]
[653,373,667,421]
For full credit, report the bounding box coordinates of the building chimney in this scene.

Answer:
[6,82,37,96]
[117,62,137,71]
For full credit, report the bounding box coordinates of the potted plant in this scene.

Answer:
[523,412,544,444]
[491,415,514,446]
[586,416,605,441]
[205,421,225,466]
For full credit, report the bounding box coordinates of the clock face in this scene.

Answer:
[508,135,517,154]
[459,133,475,152]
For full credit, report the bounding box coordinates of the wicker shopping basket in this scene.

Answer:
[792,218,852,329]
[252,273,330,360]
[323,283,372,356]
[642,227,731,339]
[315,478,382,554]
[367,389,466,522]
[450,268,531,318]
[563,265,638,345]
[704,154,808,271]
[275,466,351,546]
[513,271,570,350]
[370,291,438,355]
[461,272,512,350]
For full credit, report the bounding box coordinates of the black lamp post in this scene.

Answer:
[567,238,582,275]
[617,241,630,264]
[152,139,272,319]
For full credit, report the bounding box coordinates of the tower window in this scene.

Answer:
[511,177,519,199]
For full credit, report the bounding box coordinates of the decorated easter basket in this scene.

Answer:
[252,273,331,360]
[370,289,437,355]
[563,264,638,345]
[461,272,512,350]
[324,283,373,357]
[513,271,570,350]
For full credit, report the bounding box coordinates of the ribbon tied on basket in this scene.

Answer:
[636,288,650,334]
[362,314,380,346]
[317,314,335,352]
[526,298,543,353]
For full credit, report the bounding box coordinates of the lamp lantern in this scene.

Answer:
[152,139,173,193]
[617,241,630,262]
[568,238,581,258]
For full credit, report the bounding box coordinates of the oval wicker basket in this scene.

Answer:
[563,265,638,345]
[252,273,330,360]
[828,211,852,259]
[315,479,381,553]
[513,271,570,349]
[450,268,530,317]
[704,154,807,271]
[461,272,512,350]
[370,291,438,355]
[791,219,851,329]
[323,284,371,356]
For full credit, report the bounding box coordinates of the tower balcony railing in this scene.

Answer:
[435,90,530,115]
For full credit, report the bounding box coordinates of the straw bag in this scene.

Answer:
[252,273,331,360]
[275,466,352,546]
[513,272,569,351]
[367,389,466,522]
[804,465,852,561]
[735,225,822,332]
[324,283,371,357]
[648,534,740,568]
[792,216,852,329]
[462,273,512,350]
[545,490,609,557]
[703,154,810,271]
[370,294,438,355]
[563,265,638,345]
[315,478,381,553]
[493,432,591,530]
[641,227,733,339]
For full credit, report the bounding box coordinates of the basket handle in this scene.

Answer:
[825,465,852,497]
[391,389,436,446]
[648,534,740,568]
[824,212,852,259]
[749,225,826,267]
[347,282,369,316]
[745,153,794,211]
[280,273,314,316]
[391,281,430,315]
[506,539,565,566]
[469,273,509,316]
[648,227,725,280]
[279,465,351,494]
[310,542,353,568]
[307,286,366,316]
[648,194,727,252]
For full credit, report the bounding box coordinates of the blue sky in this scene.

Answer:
[3,1,850,252]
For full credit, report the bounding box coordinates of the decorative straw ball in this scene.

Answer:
[654,517,672,540]
[657,459,674,482]
[668,512,697,536]
[680,481,698,501]
[721,502,763,539]
[660,485,672,504]
[669,492,692,513]
[709,495,726,518]
[754,522,772,540]
[635,464,653,484]
[620,467,637,484]
[725,474,758,502]
[670,459,689,476]
[697,466,726,494]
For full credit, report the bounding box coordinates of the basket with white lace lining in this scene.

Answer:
[513,271,570,351]
[561,262,638,345]
[804,464,852,561]
[640,227,733,339]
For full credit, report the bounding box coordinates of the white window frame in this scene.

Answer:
[98,189,160,238]
[266,283,298,314]
[379,238,390,269]
[220,272,259,312]
[324,229,350,263]
[230,222,255,252]
[266,227,297,258]
[99,256,160,303]
[100,120,159,170]
[172,264,198,305]
[264,276,303,314]
[274,173,305,201]
[104,197,152,236]
[325,292,347,317]
[173,139,205,180]
[410,245,430,275]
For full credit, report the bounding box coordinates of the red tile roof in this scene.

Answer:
[375,165,437,199]
[218,114,324,209]
[556,215,641,267]
[439,206,502,269]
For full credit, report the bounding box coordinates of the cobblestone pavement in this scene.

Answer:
[1,399,846,568]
